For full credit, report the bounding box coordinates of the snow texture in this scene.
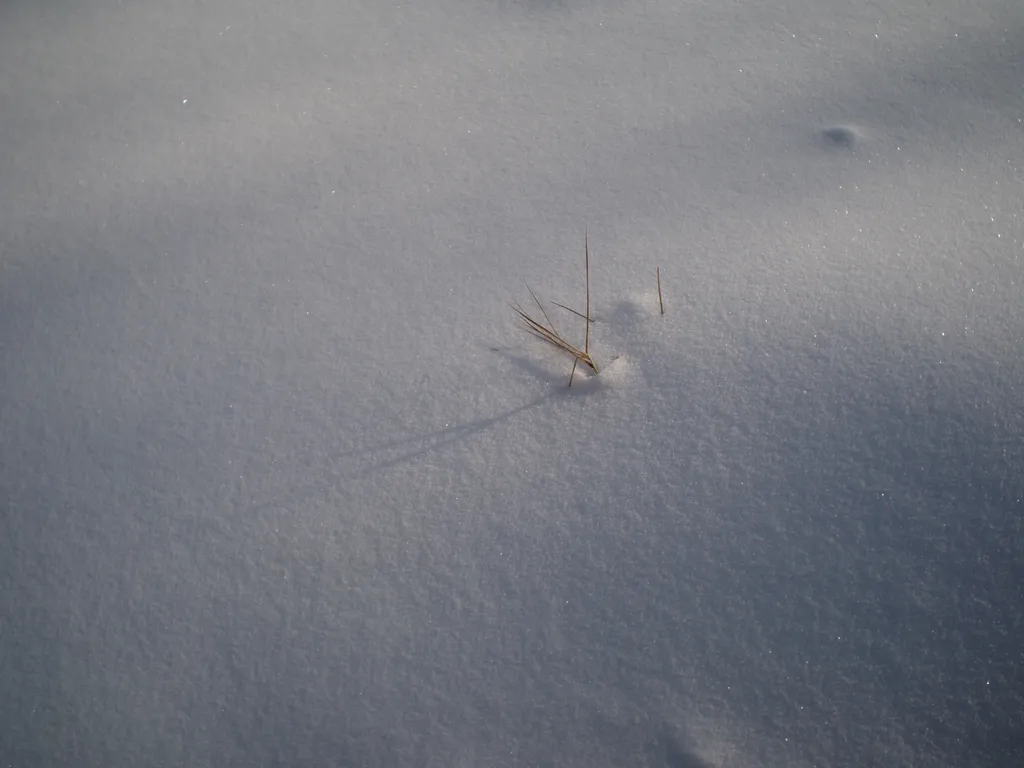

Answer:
[1,1,1022,766]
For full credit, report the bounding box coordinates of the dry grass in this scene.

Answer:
[511,232,597,386]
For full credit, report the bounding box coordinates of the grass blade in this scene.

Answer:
[657,265,664,315]
[584,230,592,355]
[510,231,599,385]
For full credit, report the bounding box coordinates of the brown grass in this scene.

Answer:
[657,265,664,315]
[511,232,597,386]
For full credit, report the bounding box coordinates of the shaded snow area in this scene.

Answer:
[2,1,1022,766]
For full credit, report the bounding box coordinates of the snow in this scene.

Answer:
[1,0,1022,766]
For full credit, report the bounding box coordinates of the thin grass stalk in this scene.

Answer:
[657,266,664,315]
[551,301,591,323]
[584,230,592,356]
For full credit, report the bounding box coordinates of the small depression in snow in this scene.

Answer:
[821,124,863,149]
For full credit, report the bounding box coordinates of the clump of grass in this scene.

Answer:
[511,232,597,387]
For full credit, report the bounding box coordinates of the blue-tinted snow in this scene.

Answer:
[2,1,1021,765]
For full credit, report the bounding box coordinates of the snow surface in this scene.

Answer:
[2,1,1022,766]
